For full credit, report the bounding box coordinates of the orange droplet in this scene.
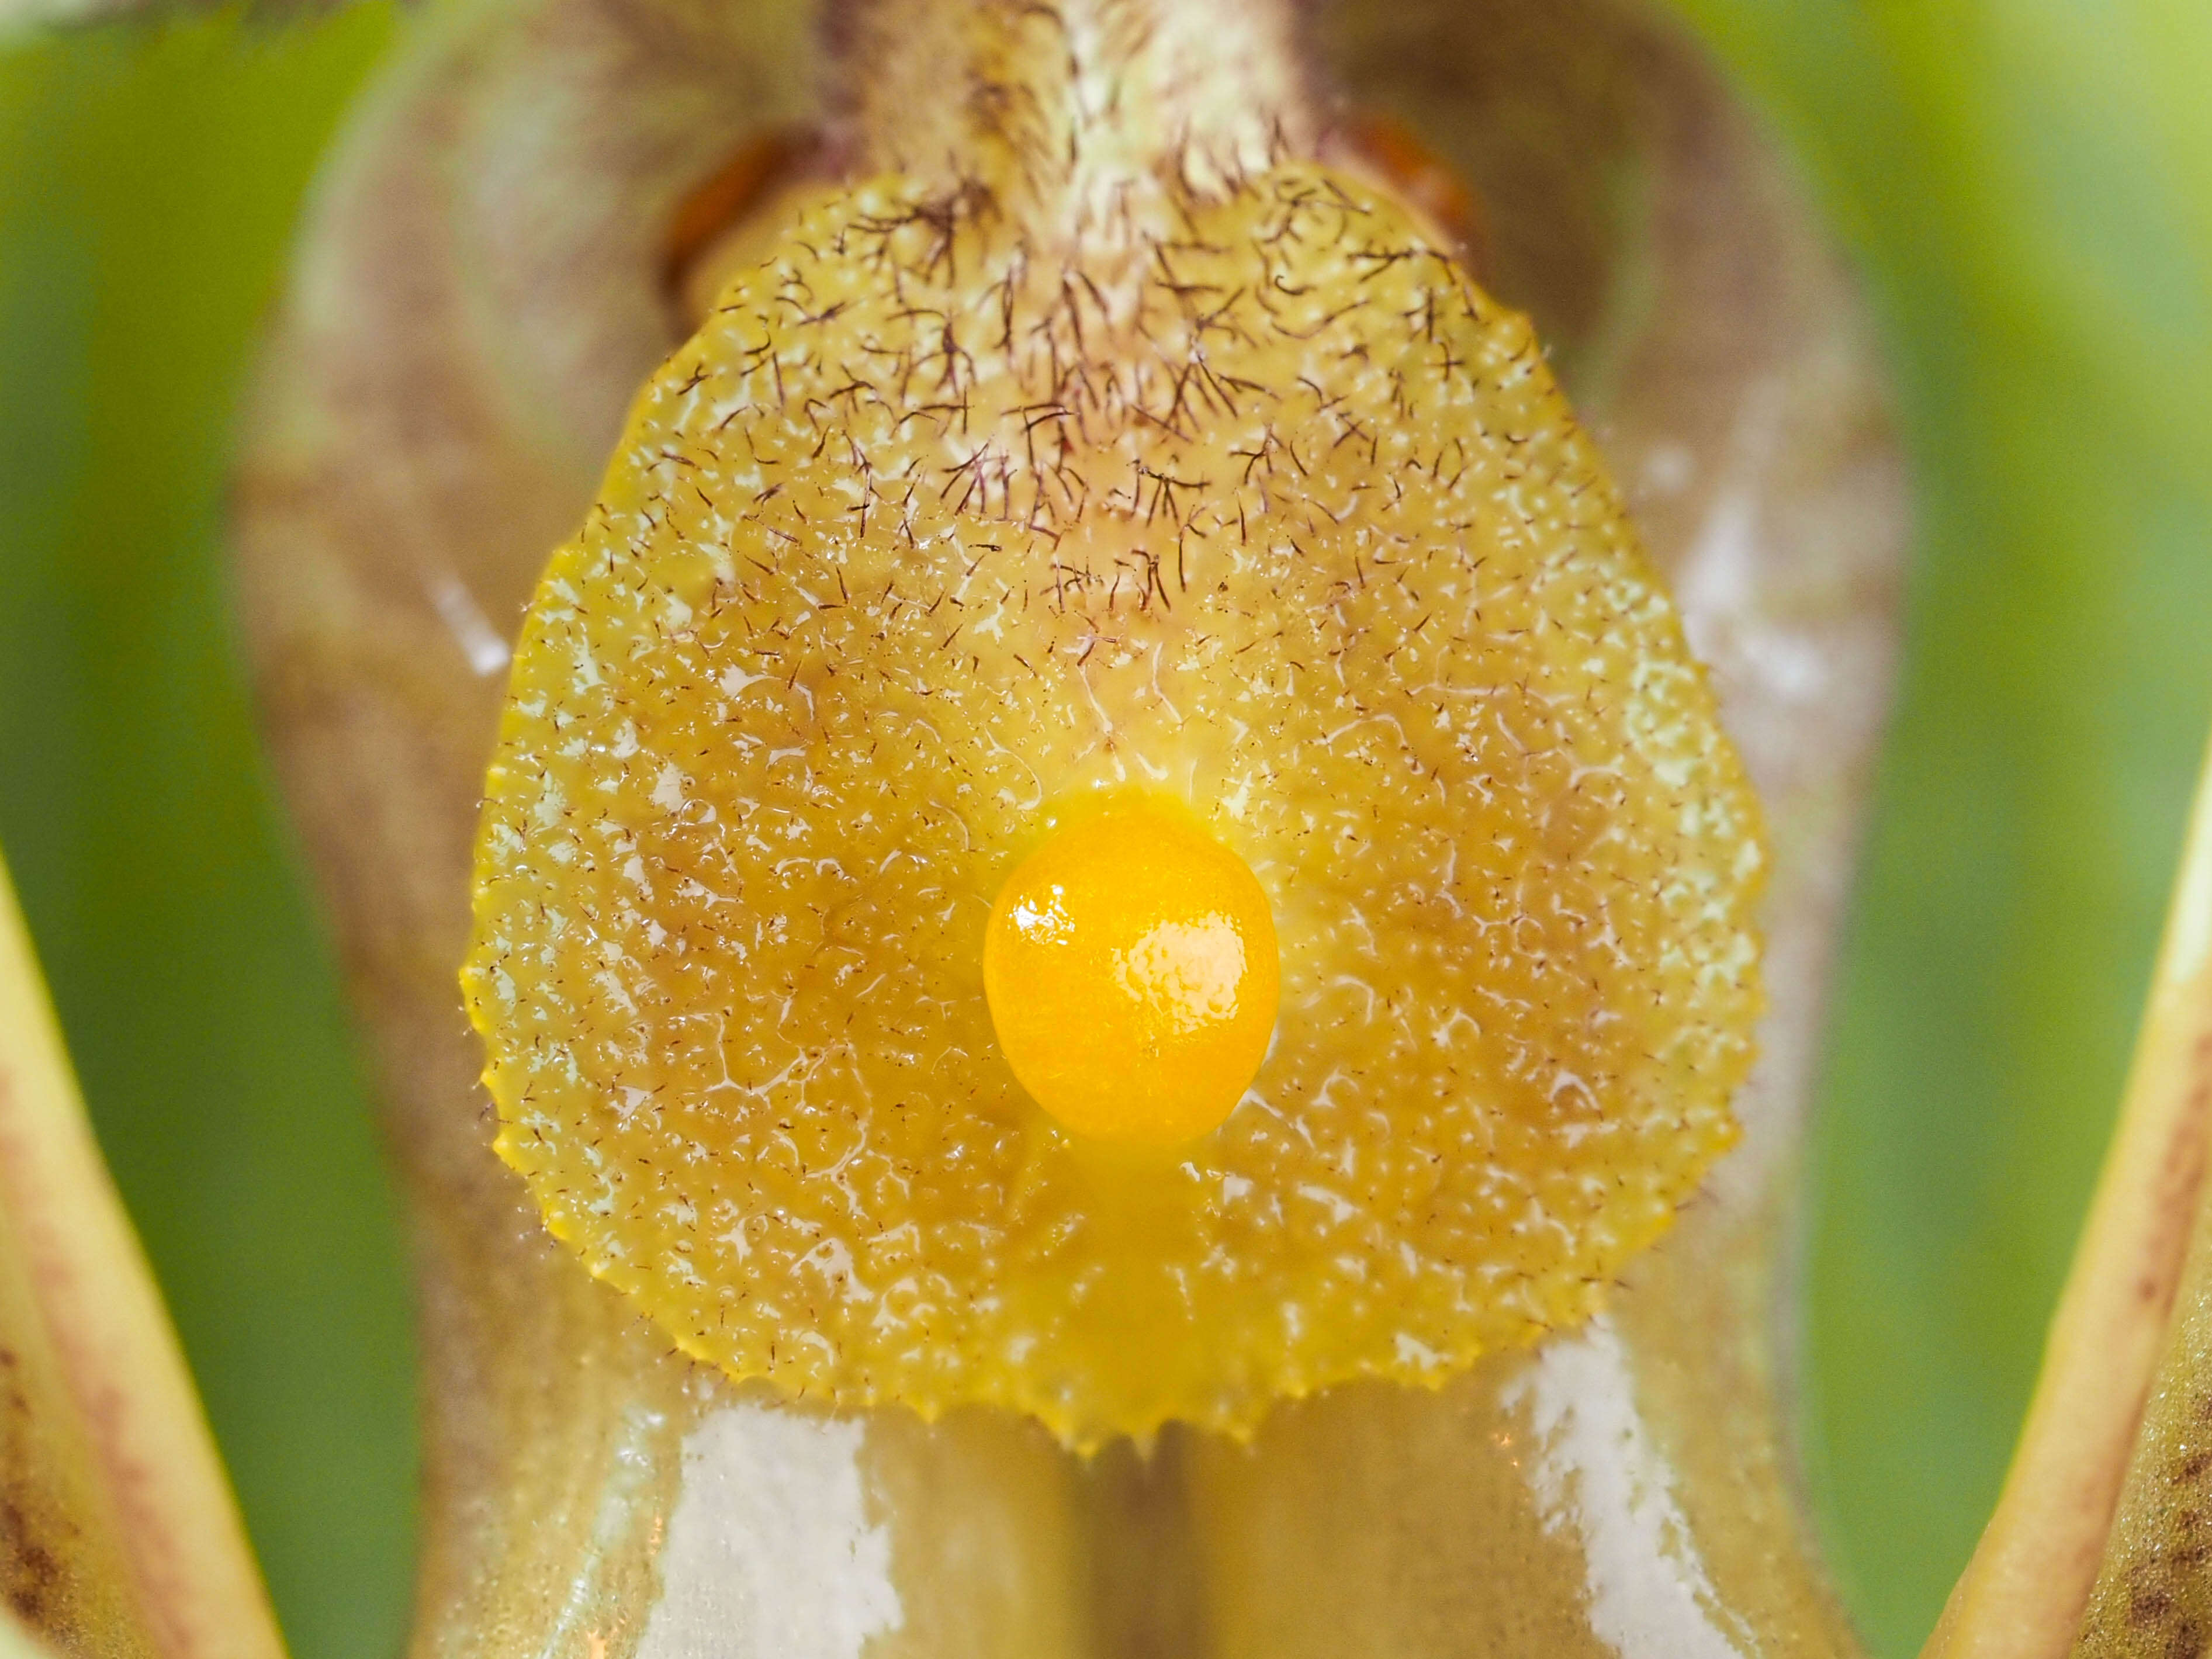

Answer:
[985,801,1279,1147]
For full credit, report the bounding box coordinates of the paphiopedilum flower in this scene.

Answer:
[2,1,2211,1656]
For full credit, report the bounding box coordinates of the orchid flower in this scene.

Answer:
[3,1,2211,1655]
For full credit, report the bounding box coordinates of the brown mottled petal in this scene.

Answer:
[1920,735,2212,1659]
[231,0,1905,1651]
[0,863,287,1659]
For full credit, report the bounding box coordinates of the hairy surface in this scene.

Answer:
[462,158,1764,1449]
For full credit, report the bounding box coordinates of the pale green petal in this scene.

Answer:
[0,859,285,1659]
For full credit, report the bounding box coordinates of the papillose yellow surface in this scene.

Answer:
[462,160,1765,1450]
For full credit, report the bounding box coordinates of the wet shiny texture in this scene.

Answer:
[461,158,1766,1450]
[984,799,1279,1148]
[233,0,1906,1640]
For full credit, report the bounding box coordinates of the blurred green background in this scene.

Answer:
[1,1,2208,1655]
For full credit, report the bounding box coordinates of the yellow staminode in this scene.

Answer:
[462,158,1766,1449]
[985,802,1279,1147]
